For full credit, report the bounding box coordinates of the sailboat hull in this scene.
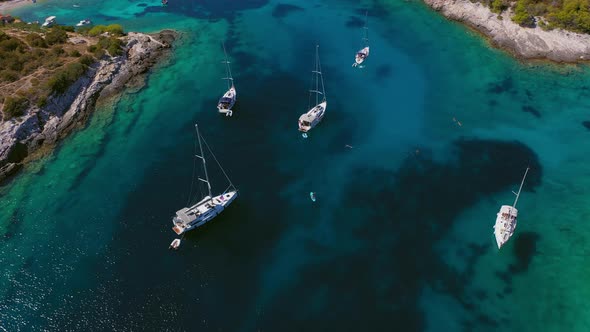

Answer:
[298,101,326,132]
[172,191,238,235]
[493,205,518,249]
[354,47,369,66]
[217,86,237,114]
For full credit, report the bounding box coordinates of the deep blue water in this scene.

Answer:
[3,0,590,331]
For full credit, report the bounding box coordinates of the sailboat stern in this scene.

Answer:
[298,101,327,132]
[217,86,237,115]
[354,47,370,65]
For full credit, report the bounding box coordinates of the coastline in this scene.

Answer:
[0,29,178,184]
[423,0,590,62]
[0,0,33,13]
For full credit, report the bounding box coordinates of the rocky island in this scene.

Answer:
[424,0,590,62]
[0,23,177,183]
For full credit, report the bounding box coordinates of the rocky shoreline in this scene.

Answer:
[424,0,590,62]
[0,30,178,184]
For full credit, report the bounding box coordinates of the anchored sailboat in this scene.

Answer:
[298,45,326,133]
[172,124,238,235]
[493,167,530,249]
[217,43,237,117]
[352,11,369,67]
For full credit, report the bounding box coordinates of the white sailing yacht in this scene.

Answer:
[298,45,326,133]
[217,44,237,117]
[352,12,369,67]
[493,167,530,249]
[172,124,238,235]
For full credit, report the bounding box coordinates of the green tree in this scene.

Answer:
[3,96,28,119]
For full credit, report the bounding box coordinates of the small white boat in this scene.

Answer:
[352,12,369,67]
[171,124,238,235]
[217,43,236,116]
[493,167,530,249]
[76,19,91,27]
[42,16,56,27]
[169,238,181,250]
[298,45,327,133]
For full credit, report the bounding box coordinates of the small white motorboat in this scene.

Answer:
[76,19,91,27]
[42,16,56,27]
[169,238,181,250]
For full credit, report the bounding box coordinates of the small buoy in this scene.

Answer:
[309,192,316,202]
[302,133,308,138]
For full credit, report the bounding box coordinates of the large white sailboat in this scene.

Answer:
[352,12,369,67]
[493,167,530,249]
[217,44,237,117]
[172,124,238,235]
[298,45,326,133]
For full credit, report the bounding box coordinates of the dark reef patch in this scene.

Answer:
[582,121,590,130]
[522,105,541,118]
[137,3,148,7]
[508,232,539,274]
[345,15,365,28]
[375,64,392,81]
[487,77,514,94]
[255,138,542,330]
[272,4,304,19]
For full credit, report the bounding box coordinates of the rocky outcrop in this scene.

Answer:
[0,30,178,184]
[424,0,590,62]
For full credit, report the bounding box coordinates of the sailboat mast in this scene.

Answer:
[512,167,530,208]
[362,11,369,46]
[195,124,213,200]
[222,43,233,89]
[315,44,319,106]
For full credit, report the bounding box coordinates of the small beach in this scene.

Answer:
[0,0,33,13]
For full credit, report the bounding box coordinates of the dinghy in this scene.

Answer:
[169,238,181,250]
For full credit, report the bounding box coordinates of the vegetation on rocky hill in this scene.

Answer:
[481,0,590,33]
[0,24,126,120]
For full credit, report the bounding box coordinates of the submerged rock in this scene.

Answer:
[0,30,178,184]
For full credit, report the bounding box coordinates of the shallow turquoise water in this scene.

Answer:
[2,0,590,330]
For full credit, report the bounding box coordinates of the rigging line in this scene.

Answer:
[317,46,325,101]
[186,128,198,206]
[199,133,236,190]
[222,42,233,89]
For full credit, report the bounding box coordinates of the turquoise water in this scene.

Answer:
[2,0,590,330]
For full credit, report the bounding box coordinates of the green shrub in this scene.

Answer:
[105,24,124,36]
[0,70,19,82]
[47,61,88,95]
[25,33,47,48]
[69,49,81,57]
[36,95,47,107]
[87,24,124,37]
[45,28,68,45]
[78,54,95,66]
[3,96,28,119]
[51,45,65,56]
[87,25,106,37]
